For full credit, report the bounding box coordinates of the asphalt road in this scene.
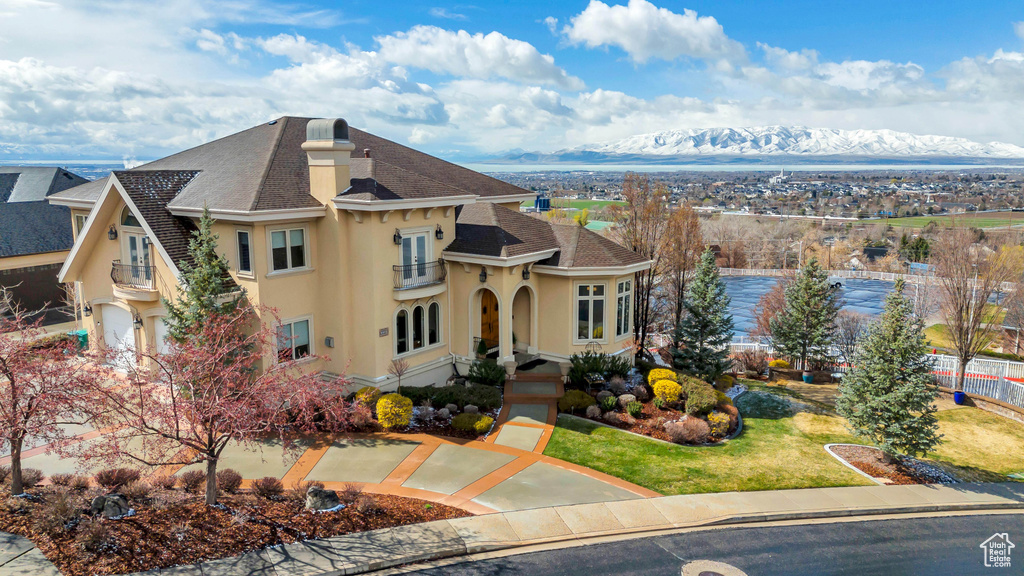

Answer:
[400,514,1023,576]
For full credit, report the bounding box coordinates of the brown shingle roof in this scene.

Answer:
[339,158,473,202]
[540,223,649,268]
[445,203,558,258]
[113,170,199,269]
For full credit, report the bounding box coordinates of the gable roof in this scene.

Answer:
[445,203,559,258]
[0,166,87,257]
[49,117,534,213]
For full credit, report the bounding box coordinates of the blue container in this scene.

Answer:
[953,391,967,405]
[802,373,814,384]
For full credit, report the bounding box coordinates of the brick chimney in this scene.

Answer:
[302,118,356,205]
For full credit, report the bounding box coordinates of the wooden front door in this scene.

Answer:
[480,290,499,349]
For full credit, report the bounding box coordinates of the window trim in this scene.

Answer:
[396,225,434,269]
[276,315,314,364]
[393,300,444,359]
[615,277,633,340]
[74,213,89,237]
[235,228,255,278]
[573,281,609,345]
[265,224,312,277]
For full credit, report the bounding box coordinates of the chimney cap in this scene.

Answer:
[306,118,349,142]
[364,148,371,158]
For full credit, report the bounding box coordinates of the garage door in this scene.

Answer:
[154,316,170,356]
[102,305,136,370]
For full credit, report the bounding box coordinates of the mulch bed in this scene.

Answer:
[575,400,736,444]
[343,409,500,441]
[0,487,469,576]
[831,444,956,485]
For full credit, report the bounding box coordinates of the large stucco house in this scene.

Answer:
[48,117,649,389]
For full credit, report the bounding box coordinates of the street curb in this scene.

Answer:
[129,483,1024,575]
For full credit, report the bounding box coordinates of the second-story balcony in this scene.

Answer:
[393,259,447,290]
[111,260,157,300]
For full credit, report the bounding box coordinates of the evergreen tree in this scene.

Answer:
[770,258,840,369]
[163,207,241,343]
[836,280,940,458]
[672,248,734,383]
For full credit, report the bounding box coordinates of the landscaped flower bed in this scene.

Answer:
[0,474,469,576]
[828,444,958,485]
[559,367,739,445]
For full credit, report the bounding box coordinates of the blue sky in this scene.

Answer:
[0,0,1022,163]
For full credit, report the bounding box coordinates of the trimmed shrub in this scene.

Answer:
[451,413,494,434]
[768,359,790,369]
[600,395,618,412]
[653,380,682,403]
[585,405,602,419]
[354,386,382,408]
[567,351,608,389]
[71,476,91,491]
[420,384,501,411]
[715,390,733,407]
[122,481,153,500]
[736,349,769,375]
[148,474,176,491]
[21,468,44,489]
[217,469,243,494]
[50,473,74,487]
[557,390,596,413]
[626,401,643,418]
[76,518,113,553]
[377,393,413,429]
[178,470,205,493]
[707,412,731,437]
[94,468,142,491]
[665,418,710,444]
[652,396,666,410]
[714,375,735,391]
[468,359,507,386]
[719,403,740,428]
[355,494,383,515]
[340,483,363,504]
[252,476,284,499]
[647,368,677,386]
[605,355,632,379]
[34,490,80,534]
[682,381,718,416]
[608,376,627,395]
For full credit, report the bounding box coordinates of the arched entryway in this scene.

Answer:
[476,288,500,357]
[511,285,534,353]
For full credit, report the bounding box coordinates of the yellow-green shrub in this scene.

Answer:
[715,390,733,406]
[647,368,677,386]
[376,393,412,429]
[558,390,596,413]
[768,359,790,369]
[708,412,730,437]
[452,413,494,434]
[653,380,682,403]
[715,375,735,391]
[355,386,382,407]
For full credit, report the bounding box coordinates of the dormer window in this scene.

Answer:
[121,206,141,228]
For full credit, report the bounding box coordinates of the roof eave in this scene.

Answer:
[442,248,558,268]
[167,205,326,223]
[333,195,476,211]
[532,260,652,277]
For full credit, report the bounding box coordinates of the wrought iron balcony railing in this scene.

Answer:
[111,260,155,290]
[393,259,446,290]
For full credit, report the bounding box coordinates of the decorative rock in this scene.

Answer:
[633,386,650,402]
[305,486,341,511]
[596,390,614,402]
[437,408,451,419]
[91,494,130,518]
[603,412,621,425]
[463,404,479,414]
[608,376,627,395]
[617,394,637,409]
[585,405,602,419]
[445,404,458,414]
[620,413,637,426]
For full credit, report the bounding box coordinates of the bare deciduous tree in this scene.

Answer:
[749,277,791,345]
[835,310,871,367]
[935,225,1021,390]
[388,358,410,395]
[611,173,668,360]
[663,205,703,342]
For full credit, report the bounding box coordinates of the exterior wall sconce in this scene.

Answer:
[83,303,93,317]
[479,267,487,283]
[108,225,118,240]
[522,267,530,280]
[435,224,444,240]
[133,314,143,330]
[393,229,402,245]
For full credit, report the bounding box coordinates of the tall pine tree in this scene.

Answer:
[672,248,734,383]
[163,207,242,343]
[836,279,940,458]
[770,258,840,369]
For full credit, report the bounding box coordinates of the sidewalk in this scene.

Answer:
[121,482,1024,576]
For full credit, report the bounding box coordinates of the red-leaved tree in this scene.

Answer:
[0,288,104,495]
[84,302,351,505]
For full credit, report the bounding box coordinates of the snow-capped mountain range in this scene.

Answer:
[497,126,1024,165]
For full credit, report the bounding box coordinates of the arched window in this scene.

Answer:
[396,310,409,355]
[428,302,440,345]
[121,206,141,228]
[412,306,424,349]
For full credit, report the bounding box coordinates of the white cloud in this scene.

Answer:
[375,25,583,89]
[429,7,466,20]
[758,43,818,71]
[1014,21,1024,41]
[543,16,558,34]
[562,0,745,64]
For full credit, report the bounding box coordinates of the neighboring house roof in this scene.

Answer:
[541,223,649,268]
[0,166,87,258]
[445,203,559,258]
[50,117,533,212]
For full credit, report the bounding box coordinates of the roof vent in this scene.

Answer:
[306,118,349,142]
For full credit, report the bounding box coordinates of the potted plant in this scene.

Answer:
[801,369,814,384]
[953,390,967,405]
[475,338,489,360]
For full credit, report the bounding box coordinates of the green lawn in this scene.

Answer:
[888,211,1024,229]
[543,382,1023,495]
[521,198,625,210]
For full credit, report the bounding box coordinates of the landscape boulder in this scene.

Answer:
[91,494,130,518]
[596,390,614,402]
[617,394,637,409]
[463,404,479,414]
[305,486,341,511]
[445,404,458,414]
[437,408,451,419]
